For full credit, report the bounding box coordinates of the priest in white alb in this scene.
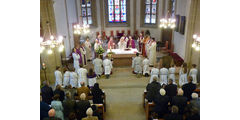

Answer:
[77,65,88,87]
[69,68,78,88]
[159,64,169,85]
[189,64,198,84]
[103,55,112,79]
[92,54,103,78]
[72,48,80,72]
[148,38,156,66]
[118,37,127,49]
[80,43,87,66]
[54,66,62,87]
[84,36,92,61]
[132,53,142,74]
[142,56,150,77]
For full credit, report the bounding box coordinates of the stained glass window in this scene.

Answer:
[108,0,127,22]
[81,0,92,25]
[145,0,157,24]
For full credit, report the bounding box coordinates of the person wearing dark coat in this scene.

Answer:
[91,83,104,104]
[165,79,177,102]
[153,89,170,118]
[146,76,161,102]
[164,105,183,120]
[41,81,54,104]
[40,96,51,120]
[91,105,101,120]
[53,85,65,102]
[75,93,91,120]
[62,92,76,118]
[171,88,188,114]
[182,76,196,101]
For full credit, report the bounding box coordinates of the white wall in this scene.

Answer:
[172,0,191,59]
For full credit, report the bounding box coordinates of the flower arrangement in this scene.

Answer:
[96,46,105,55]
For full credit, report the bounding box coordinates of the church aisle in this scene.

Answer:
[98,67,149,120]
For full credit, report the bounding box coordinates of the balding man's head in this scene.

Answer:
[192,93,199,99]
[80,82,85,87]
[48,109,55,117]
[177,88,184,96]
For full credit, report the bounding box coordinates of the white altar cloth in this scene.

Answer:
[107,48,139,54]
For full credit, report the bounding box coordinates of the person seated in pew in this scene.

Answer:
[164,106,183,120]
[91,83,104,104]
[77,82,90,99]
[171,88,188,115]
[50,94,64,120]
[91,105,101,120]
[189,93,200,114]
[82,108,99,120]
[53,85,65,102]
[146,76,161,102]
[132,52,142,75]
[62,92,76,119]
[75,93,91,120]
[182,76,197,101]
[43,109,61,120]
[153,89,170,118]
[41,81,54,105]
[40,95,51,120]
[165,79,178,103]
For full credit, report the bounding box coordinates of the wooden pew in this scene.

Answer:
[93,104,105,120]
[88,91,106,112]
[145,102,155,120]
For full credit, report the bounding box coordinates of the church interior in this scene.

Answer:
[40,0,200,120]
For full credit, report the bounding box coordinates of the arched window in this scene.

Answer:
[81,0,92,25]
[108,0,127,23]
[144,0,157,24]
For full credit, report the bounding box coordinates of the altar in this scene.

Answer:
[107,48,138,67]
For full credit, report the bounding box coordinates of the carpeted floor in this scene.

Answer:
[97,67,149,120]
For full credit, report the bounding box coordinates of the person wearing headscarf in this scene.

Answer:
[91,83,104,104]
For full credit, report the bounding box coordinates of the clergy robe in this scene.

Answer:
[118,41,127,49]
[103,58,112,75]
[127,39,136,48]
[137,36,144,53]
[87,74,97,88]
[142,36,150,57]
[132,56,142,74]
[84,41,92,61]
[189,68,198,84]
[69,72,78,88]
[179,68,188,87]
[148,41,157,66]
[80,46,87,66]
[146,39,152,57]
[150,68,159,83]
[160,67,169,85]
[108,40,115,49]
[54,70,63,87]
[76,48,83,65]
[168,67,176,84]
[63,71,70,87]
[72,52,80,72]
[92,58,103,76]
[77,68,88,87]
[142,58,150,75]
